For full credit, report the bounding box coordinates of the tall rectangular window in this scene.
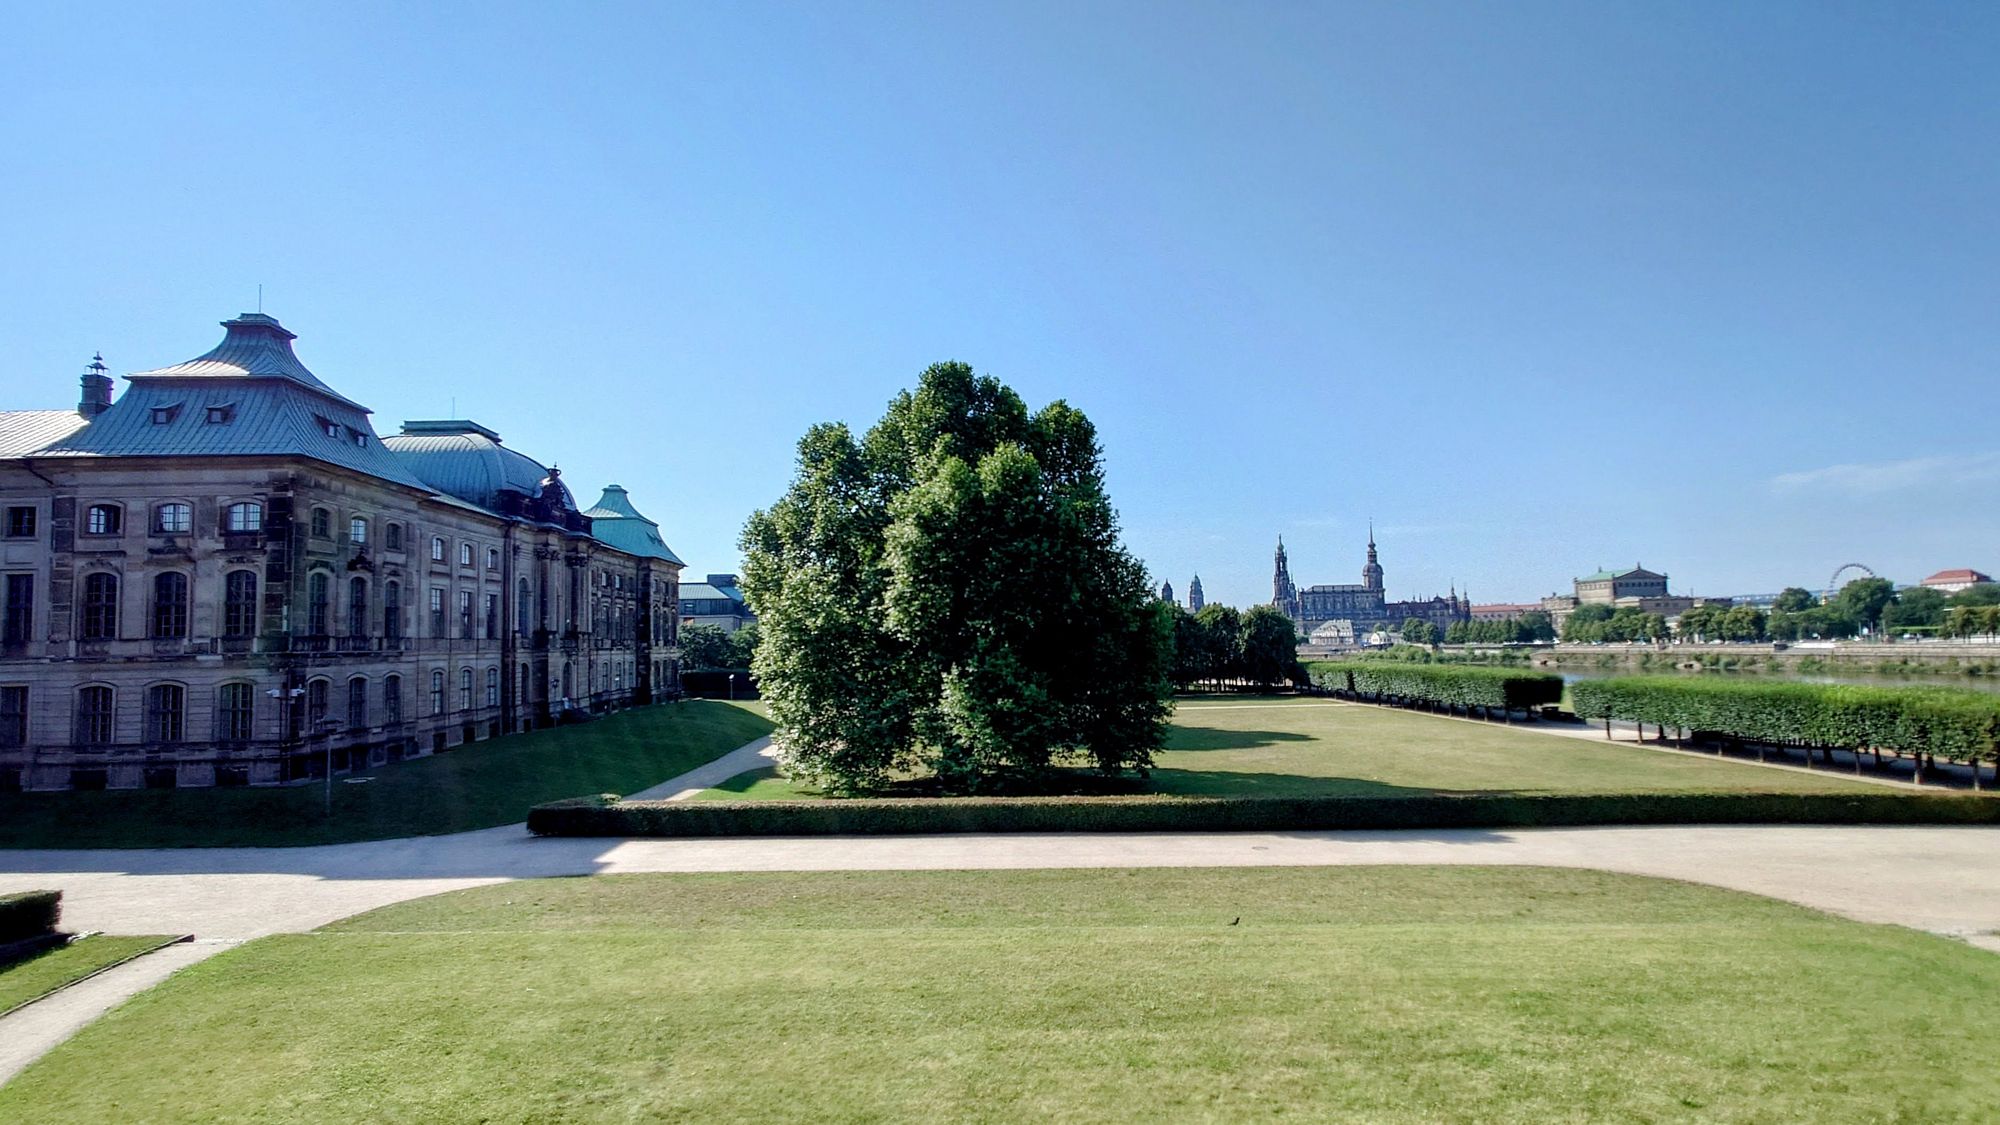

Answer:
[429,588,445,636]
[0,686,25,747]
[152,572,190,639]
[2,574,32,645]
[224,571,258,637]
[80,573,118,640]
[429,670,445,715]
[75,686,113,745]
[384,582,402,640]
[348,577,369,637]
[384,675,403,723]
[217,683,254,742]
[145,684,185,743]
[347,678,369,731]
[484,593,499,640]
[307,679,328,728]
[458,590,474,639]
[307,572,330,635]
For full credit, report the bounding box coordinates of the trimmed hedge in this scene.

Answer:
[0,889,62,944]
[1570,677,2000,765]
[528,790,2000,838]
[1306,662,1563,713]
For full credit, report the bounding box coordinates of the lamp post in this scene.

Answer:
[266,684,308,807]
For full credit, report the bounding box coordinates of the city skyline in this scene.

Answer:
[5,4,1996,609]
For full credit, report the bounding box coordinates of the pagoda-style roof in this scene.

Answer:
[583,484,683,565]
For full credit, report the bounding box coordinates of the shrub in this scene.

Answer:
[528,791,2000,838]
[1569,677,2000,765]
[0,889,62,944]
[1305,662,1562,713]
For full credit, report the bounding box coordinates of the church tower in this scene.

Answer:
[1362,522,1384,592]
[1273,537,1299,618]
[1188,575,1205,612]
[1160,578,1175,604]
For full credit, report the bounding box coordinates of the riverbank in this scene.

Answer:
[1425,641,2000,680]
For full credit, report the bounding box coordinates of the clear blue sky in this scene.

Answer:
[4,2,1995,607]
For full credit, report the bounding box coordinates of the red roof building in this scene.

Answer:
[1919,568,1994,593]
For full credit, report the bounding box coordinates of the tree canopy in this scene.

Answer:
[740,362,1170,793]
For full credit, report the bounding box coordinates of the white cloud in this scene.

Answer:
[1769,451,2000,498]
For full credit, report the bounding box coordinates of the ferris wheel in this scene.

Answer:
[1824,563,1877,602]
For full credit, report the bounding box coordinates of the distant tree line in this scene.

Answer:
[1166,603,1304,690]
[1570,579,2000,645]
[1443,611,1556,645]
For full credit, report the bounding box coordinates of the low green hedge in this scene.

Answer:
[1571,677,2000,765]
[527,790,2000,838]
[1306,662,1563,712]
[0,890,62,944]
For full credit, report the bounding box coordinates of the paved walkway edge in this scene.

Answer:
[0,934,191,1022]
[0,938,237,1086]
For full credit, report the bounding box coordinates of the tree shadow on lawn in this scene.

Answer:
[1142,769,1497,799]
[1164,726,1316,753]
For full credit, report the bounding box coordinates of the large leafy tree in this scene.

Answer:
[1773,587,1820,613]
[1238,606,1301,686]
[740,362,1170,793]
[1833,578,1896,633]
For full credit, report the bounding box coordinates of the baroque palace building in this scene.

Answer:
[1272,531,1470,636]
[0,312,684,792]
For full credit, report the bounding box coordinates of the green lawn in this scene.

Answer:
[4,868,1995,1122]
[699,696,1884,799]
[0,700,772,849]
[0,935,180,1016]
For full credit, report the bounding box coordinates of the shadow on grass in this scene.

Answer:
[1143,769,1493,799]
[1164,726,1316,753]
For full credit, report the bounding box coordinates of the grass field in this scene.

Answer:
[2,867,1994,1122]
[0,935,179,1015]
[698,696,1884,800]
[0,700,772,849]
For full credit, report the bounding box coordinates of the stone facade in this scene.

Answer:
[1272,532,1470,636]
[0,313,683,792]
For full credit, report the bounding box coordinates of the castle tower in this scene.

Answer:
[1160,578,1175,604]
[1188,575,1205,612]
[1272,536,1298,617]
[79,352,112,418]
[1362,521,1384,592]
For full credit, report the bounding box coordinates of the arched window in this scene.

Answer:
[310,507,332,538]
[217,682,255,742]
[153,502,191,534]
[458,542,474,567]
[487,547,500,571]
[75,685,114,745]
[85,504,122,536]
[430,670,445,715]
[151,572,189,638]
[348,576,369,638]
[307,572,331,635]
[347,677,369,731]
[385,522,403,551]
[80,572,118,640]
[349,516,368,545]
[485,666,499,707]
[145,683,185,743]
[431,536,446,562]
[459,667,473,711]
[223,570,258,637]
[224,502,263,532]
[306,678,329,729]
[384,674,403,723]
[517,578,533,635]
[383,581,402,640]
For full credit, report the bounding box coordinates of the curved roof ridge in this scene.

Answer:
[128,313,364,410]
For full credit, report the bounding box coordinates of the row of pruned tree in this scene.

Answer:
[1166,603,1303,690]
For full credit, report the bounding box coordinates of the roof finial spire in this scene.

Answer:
[257,283,263,314]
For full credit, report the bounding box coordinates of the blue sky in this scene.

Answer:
[3,2,1995,607]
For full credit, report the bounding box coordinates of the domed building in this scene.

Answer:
[0,312,684,793]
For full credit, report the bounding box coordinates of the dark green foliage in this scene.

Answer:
[1950,584,2000,608]
[1239,605,1303,687]
[528,790,2000,838]
[1833,578,1897,632]
[1399,618,1438,646]
[0,890,61,944]
[1943,605,2000,639]
[1773,587,1819,613]
[1306,662,1563,712]
[741,362,1170,792]
[1883,587,1947,632]
[1570,677,2000,765]
[1562,604,1668,643]
[678,624,737,670]
[1444,612,1554,645]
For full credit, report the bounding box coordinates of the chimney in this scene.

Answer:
[79,353,112,418]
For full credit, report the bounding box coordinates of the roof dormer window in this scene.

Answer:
[150,403,183,425]
[205,404,236,425]
[314,415,343,440]
[352,430,368,447]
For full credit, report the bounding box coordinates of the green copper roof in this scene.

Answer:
[583,484,683,565]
